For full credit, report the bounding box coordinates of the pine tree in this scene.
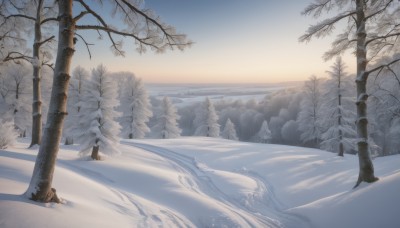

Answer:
[320,57,357,156]
[153,96,181,139]
[297,75,323,147]
[63,66,89,145]
[222,118,238,140]
[120,75,152,139]
[77,65,121,160]
[194,97,220,137]
[255,120,272,143]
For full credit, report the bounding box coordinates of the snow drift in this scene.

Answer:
[0,137,399,228]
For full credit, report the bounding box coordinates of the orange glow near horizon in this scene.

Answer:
[72,1,357,84]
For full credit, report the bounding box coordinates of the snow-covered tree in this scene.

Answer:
[3,62,32,137]
[238,109,264,141]
[222,118,238,140]
[368,59,400,156]
[194,98,220,137]
[76,65,121,160]
[26,0,191,203]
[63,66,89,144]
[153,96,181,139]
[0,0,57,147]
[300,0,400,187]
[320,57,357,156]
[297,75,324,147]
[120,75,152,139]
[281,120,301,145]
[254,120,272,143]
[0,120,19,149]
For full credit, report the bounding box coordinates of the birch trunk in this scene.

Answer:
[30,0,44,147]
[25,0,74,202]
[354,0,378,188]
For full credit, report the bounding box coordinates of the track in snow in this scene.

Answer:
[126,141,311,228]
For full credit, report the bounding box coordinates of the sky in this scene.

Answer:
[72,0,356,84]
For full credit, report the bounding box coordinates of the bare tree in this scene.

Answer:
[300,0,400,187]
[25,0,191,203]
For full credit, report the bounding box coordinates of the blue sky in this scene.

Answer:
[72,0,355,83]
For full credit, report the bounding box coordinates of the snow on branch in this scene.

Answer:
[74,0,192,55]
[299,10,356,42]
[301,0,333,18]
[367,56,400,75]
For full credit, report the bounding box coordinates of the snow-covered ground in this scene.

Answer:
[1,137,399,228]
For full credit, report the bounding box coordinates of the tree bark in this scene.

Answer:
[91,145,100,160]
[354,0,378,188]
[338,77,343,157]
[30,0,44,147]
[25,0,75,202]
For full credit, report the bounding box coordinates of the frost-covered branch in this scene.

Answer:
[299,10,356,42]
[367,57,400,75]
[74,0,192,55]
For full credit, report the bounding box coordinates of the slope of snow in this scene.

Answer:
[1,137,399,228]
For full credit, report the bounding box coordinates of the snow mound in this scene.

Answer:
[290,172,400,228]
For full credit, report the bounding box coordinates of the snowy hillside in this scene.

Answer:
[1,138,399,228]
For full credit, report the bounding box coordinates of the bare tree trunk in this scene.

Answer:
[30,0,44,147]
[338,91,344,156]
[25,0,74,202]
[354,0,378,188]
[91,145,100,160]
[64,136,73,145]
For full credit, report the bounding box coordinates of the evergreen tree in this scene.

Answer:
[194,97,220,137]
[153,96,181,139]
[254,120,272,143]
[63,66,89,145]
[77,65,121,160]
[320,57,357,156]
[222,118,238,140]
[297,76,323,147]
[120,75,152,139]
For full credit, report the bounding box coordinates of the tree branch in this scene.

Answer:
[73,11,88,22]
[74,32,93,59]
[2,13,35,21]
[299,10,357,42]
[366,32,400,46]
[38,35,55,47]
[40,17,58,25]
[74,0,125,56]
[2,51,32,63]
[75,24,156,49]
[367,58,400,75]
[365,0,394,20]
